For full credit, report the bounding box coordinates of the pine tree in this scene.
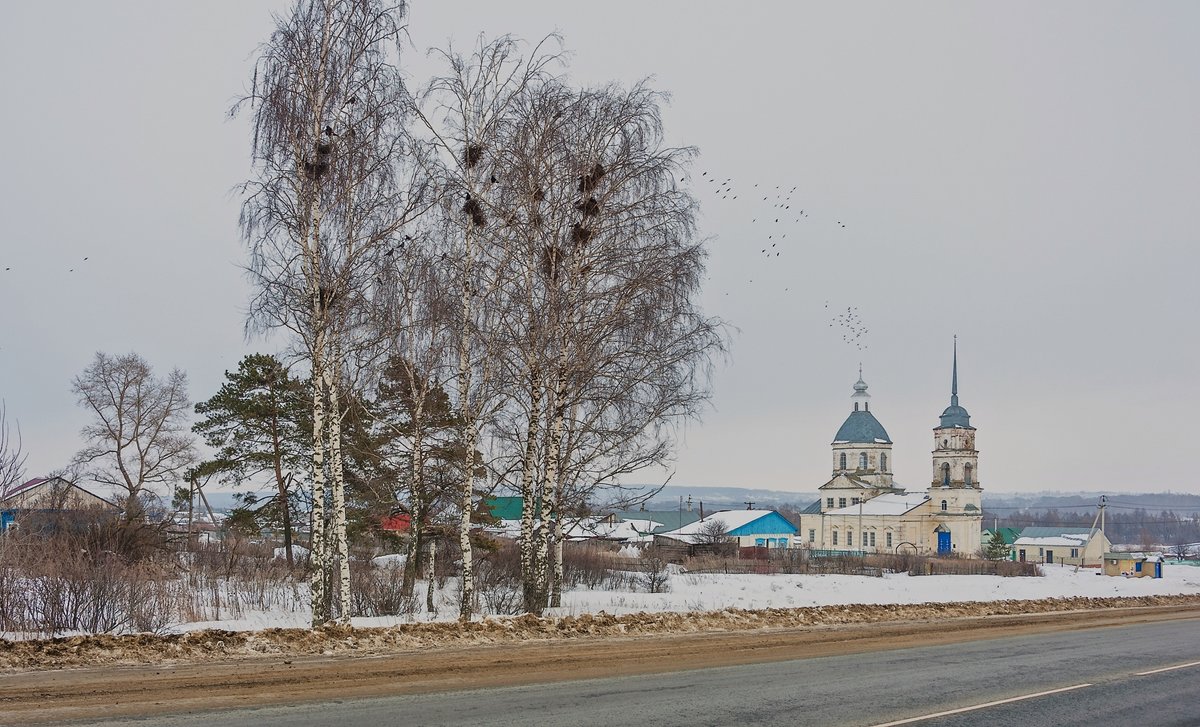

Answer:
[193,354,310,565]
[984,530,1011,561]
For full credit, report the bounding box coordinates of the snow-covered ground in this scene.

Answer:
[171,561,1200,633]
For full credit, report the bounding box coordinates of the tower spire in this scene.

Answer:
[951,335,958,407]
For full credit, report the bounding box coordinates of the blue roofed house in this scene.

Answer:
[657,509,799,549]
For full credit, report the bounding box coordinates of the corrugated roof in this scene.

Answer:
[1019,526,1098,538]
[659,510,788,543]
[483,496,523,521]
[825,492,929,516]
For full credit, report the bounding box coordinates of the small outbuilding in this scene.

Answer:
[1103,552,1163,578]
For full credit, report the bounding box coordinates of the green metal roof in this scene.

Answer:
[483,496,524,521]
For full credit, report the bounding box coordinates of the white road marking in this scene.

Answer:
[867,683,1094,726]
[1135,660,1200,676]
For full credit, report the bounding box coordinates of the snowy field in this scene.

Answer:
[174,561,1200,633]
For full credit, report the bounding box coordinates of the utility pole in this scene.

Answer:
[1086,495,1108,567]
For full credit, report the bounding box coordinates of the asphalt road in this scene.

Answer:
[82,617,1200,727]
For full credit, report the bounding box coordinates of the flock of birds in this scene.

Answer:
[699,169,868,351]
[826,302,869,351]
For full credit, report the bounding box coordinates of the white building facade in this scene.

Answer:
[798,343,984,556]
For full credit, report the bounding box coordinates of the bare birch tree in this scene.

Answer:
[235,0,419,625]
[489,79,724,610]
[409,35,561,620]
[71,352,197,521]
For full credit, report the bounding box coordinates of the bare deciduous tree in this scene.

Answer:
[71,352,196,521]
[693,518,733,546]
[410,35,562,620]
[235,0,418,625]
[0,401,27,497]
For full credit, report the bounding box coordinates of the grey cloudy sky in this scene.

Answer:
[1,2,1197,496]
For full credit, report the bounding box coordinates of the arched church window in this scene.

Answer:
[881,453,887,471]
[964,464,973,487]
[839,452,847,470]
[941,500,948,512]
[943,439,948,448]
[942,463,951,486]
[859,452,868,469]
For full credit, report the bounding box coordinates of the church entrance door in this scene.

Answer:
[937,531,951,555]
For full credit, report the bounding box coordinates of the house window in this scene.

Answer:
[839,452,847,470]
[755,538,766,547]
[881,453,887,471]
[832,531,839,546]
[826,497,834,508]
[886,532,893,548]
[847,531,853,547]
[941,500,948,512]
[859,452,868,469]
[942,463,951,486]
[851,497,860,505]
[1071,548,1079,558]
[839,497,847,508]
[779,538,788,548]
[808,529,816,543]
[870,532,876,547]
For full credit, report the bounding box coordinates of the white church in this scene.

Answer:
[796,343,983,556]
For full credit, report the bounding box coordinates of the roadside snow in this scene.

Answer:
[167,563,1200,632]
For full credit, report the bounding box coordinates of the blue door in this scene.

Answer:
[937,531,951,554]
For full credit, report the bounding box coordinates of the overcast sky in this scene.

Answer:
[2,1,1197,496]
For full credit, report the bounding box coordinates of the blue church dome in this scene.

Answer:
[834,410,892,444]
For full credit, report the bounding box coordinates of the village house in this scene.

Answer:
[0,477,119,531]
[656,509,798,549]
[1011,527,1111,567]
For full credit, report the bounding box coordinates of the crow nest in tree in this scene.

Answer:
[317,285,342,313]
[302,160,330,180]
[462,195,487,227]
[571,223,594,247]
[302,138,334,180]
[578,162,607,193]
[463,144,484,170]
[574,196,601,217]
[529,211,544,228]
[531,186,546,202]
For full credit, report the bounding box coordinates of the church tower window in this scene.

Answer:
[942,463,951,486]
[941,500,948,512]
[859,452,868,469]
[840,452,847,470]
[964,464,973,487]
[881,453,887,471]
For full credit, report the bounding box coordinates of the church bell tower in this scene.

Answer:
[931,337,979,491]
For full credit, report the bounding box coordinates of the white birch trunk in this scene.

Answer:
[308,339,329,626]
[545,376,567,609]
[425,536,437,616]
[324,349,352,624]
[456,233,477,622]
[519,367,543,613]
